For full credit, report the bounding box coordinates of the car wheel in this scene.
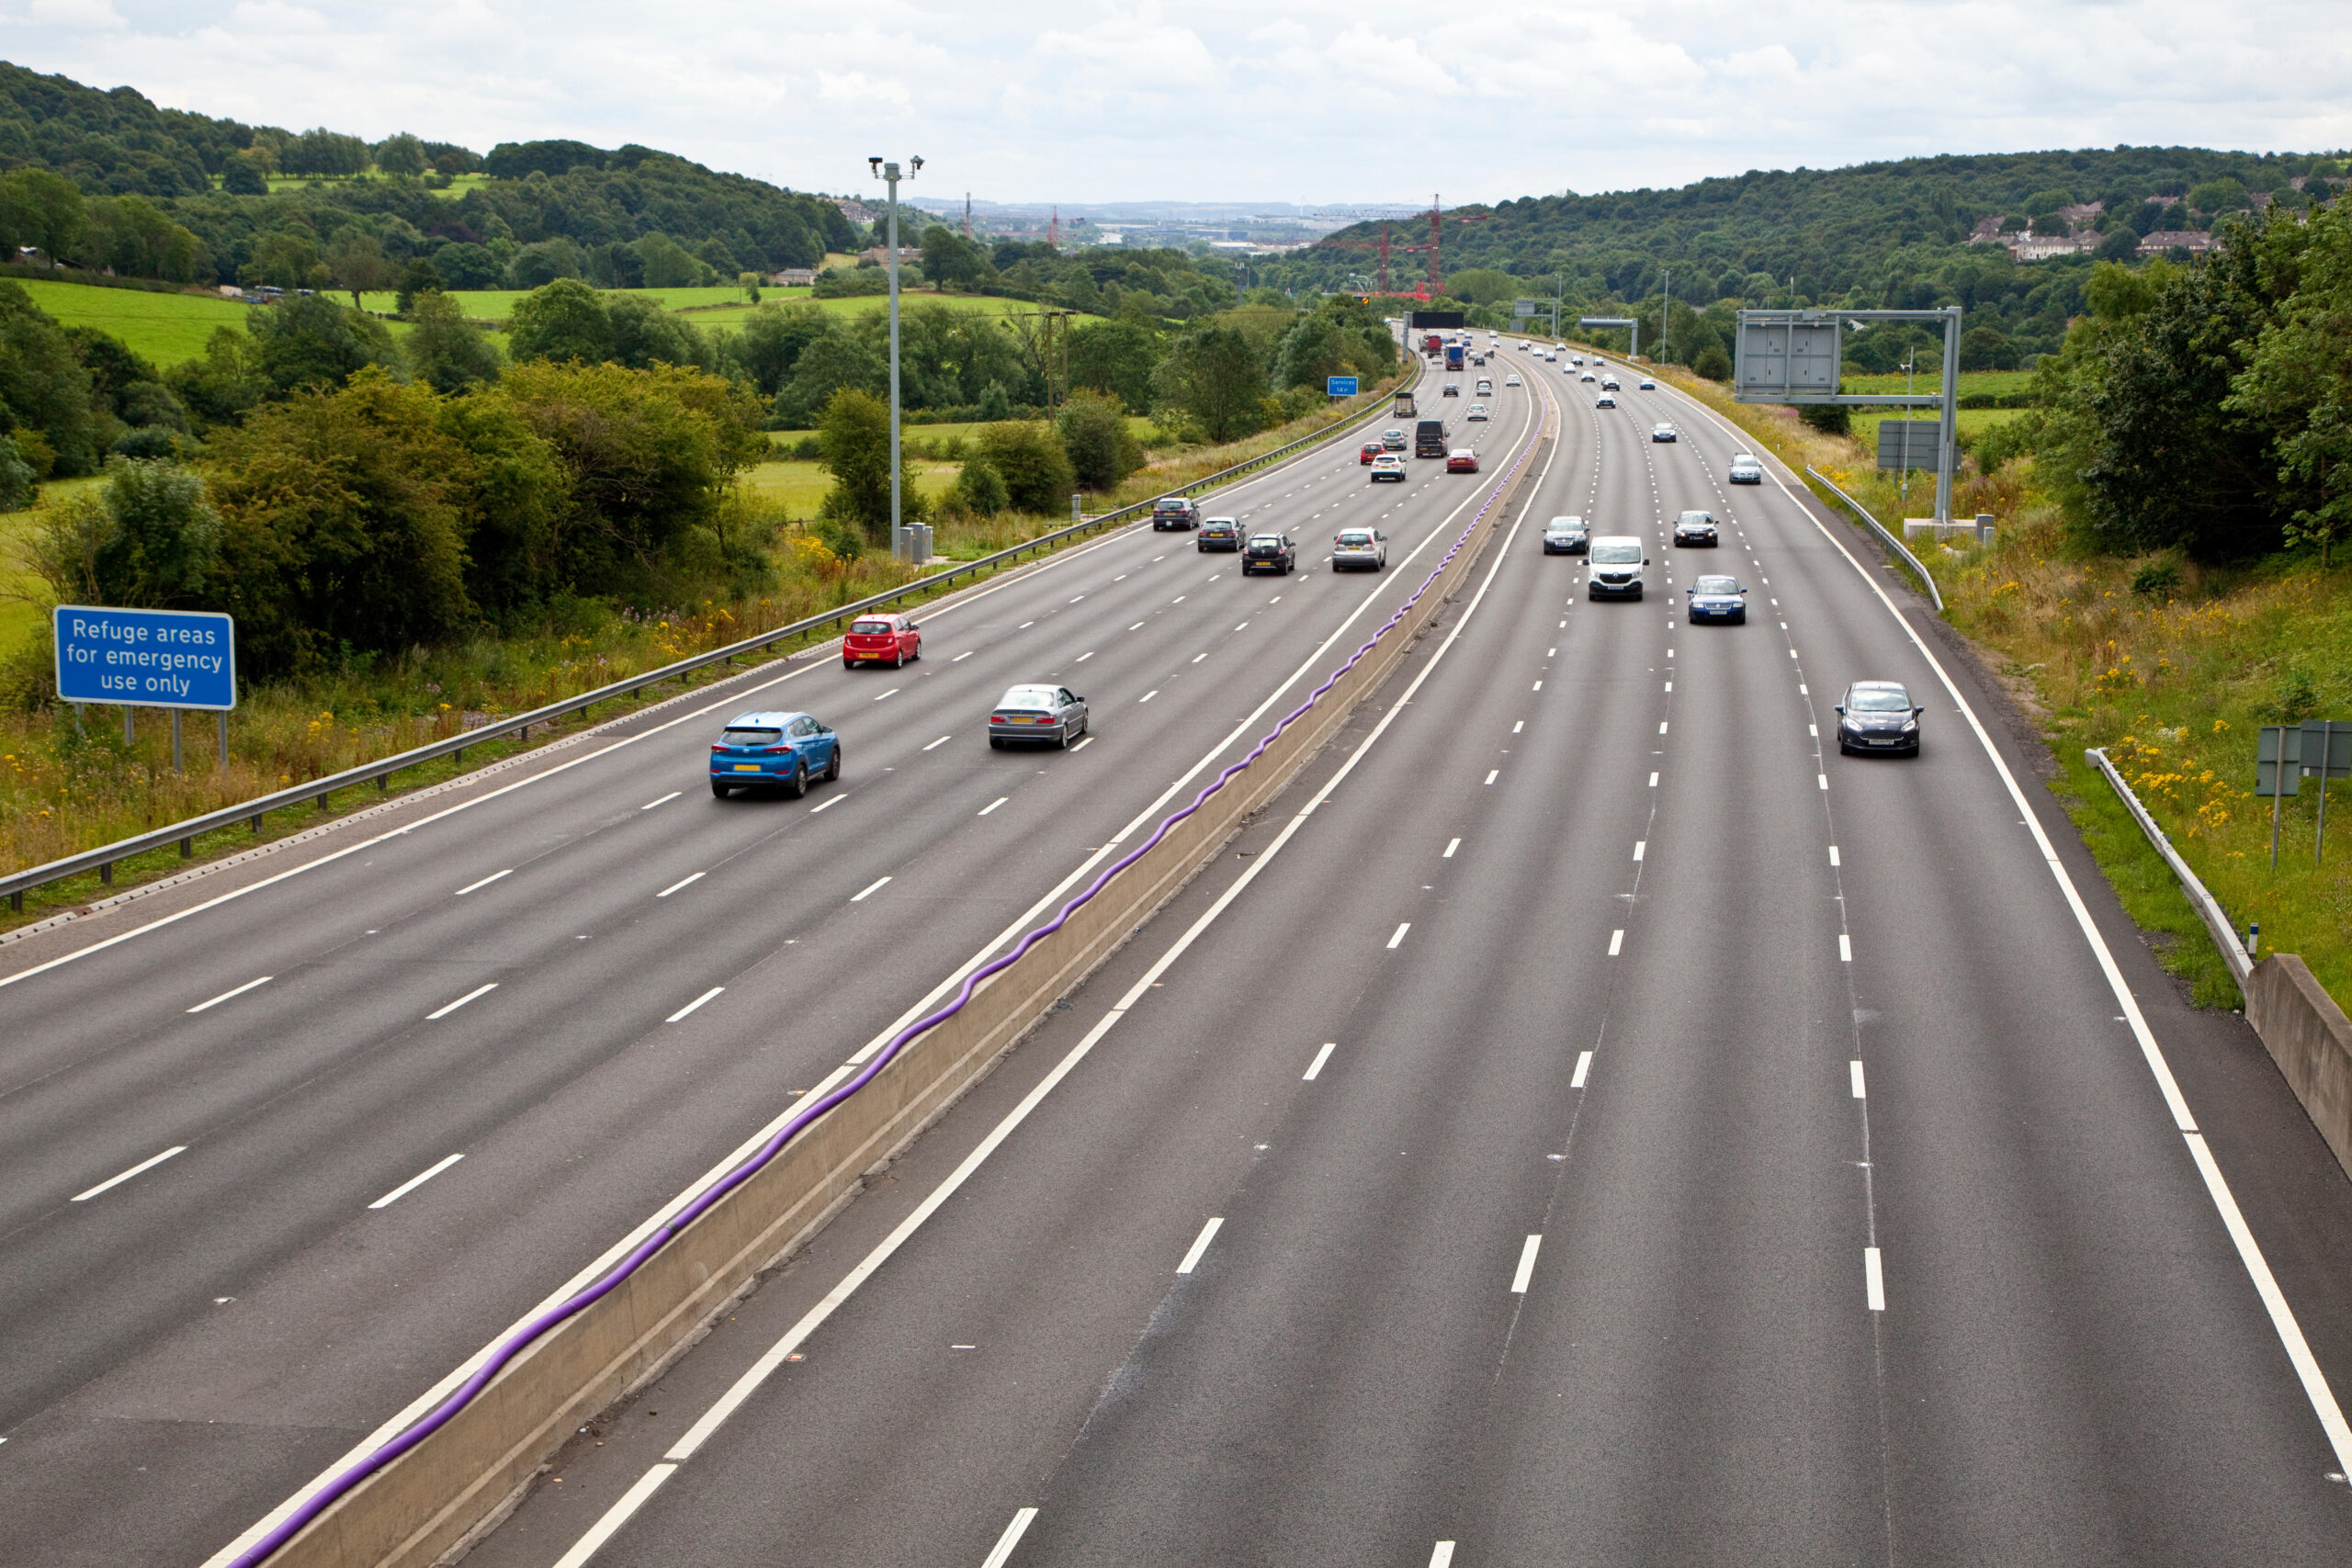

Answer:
[990,736,1006,750]
[892,649,905,669]
[842,659,856,671]
[786,760,807,799]
[825,744,842,782]
[710,780,731,798]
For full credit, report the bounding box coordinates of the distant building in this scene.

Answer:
[834,198,876,226]
[2010,230,2098,260]
[2139,230,2219,256]
[855,245,922,265]
[771,268,818,287]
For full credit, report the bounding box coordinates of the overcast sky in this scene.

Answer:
[6,0,2349,205]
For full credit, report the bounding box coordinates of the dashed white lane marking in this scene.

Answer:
[1018,621,1035,629]
[656,872,705,898]
[850,875,891,903]
[952,650,974,661]
[1171,595,1186,604]
[1632,840,1645,862]
[1572,1050,1593,1089]
[1305,1042,1338,1080]
[1076,650,1095,662]
[1608,930,1624,956]
[1511,1234,1544,1293]
[1850,1060,1867,1099]
[1129,622,1145,631]
[923,735,953,750]
[979,1508,1039,1568]
[453,869,512,897]
[1511,720,1524,734]
[1442,838,1460,858]
[1070,737,1094,752]
[666,987,725,1023]
[1799,683,1808,694]
[1664,681,1672,693]
[1839,933,1853,963]
[1192,653,1208,664]
[978,797,1009,817]
[1658,721,1668,735]
[1484,770,1499,785]
[368,1153,464,1210]
[1137,690,1159,704]
[425,983,497,1020]
[1819,774,1829,791]
[1235,622,1250,632]
[1648,772,1658,787]
[549,1463,679,1568]
[1865,1247,1886,1311]
[1069,595,1085,604]
[1430,1541,1458,1567]
[187,975,272,1013]
[1828,845,1840,865]
[1176,1216,1224,1274]
[1387,922,1412,949]
[808,795,845,814]
[1532,680,1544,692]
[640,792,680,810]
[873,687,900,702]
[72,1145,187,1202]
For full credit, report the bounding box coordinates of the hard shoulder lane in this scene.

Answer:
[0,372,1563,1568]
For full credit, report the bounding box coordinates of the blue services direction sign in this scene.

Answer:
[54,604,236,711]
[1326,376,1360,397]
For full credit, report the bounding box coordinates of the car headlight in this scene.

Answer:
[1901,719,1919,733]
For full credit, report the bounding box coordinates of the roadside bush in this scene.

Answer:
[1056,390,1142,491]
[0,444,34,512]
[977,421,1074,515]
[946,456,1009,517]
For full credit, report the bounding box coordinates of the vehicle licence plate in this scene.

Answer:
[734,763,761,771]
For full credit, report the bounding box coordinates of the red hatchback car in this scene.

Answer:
[842,613,921,669]
[1446,448,1480,473]
[1360,442,1384,465]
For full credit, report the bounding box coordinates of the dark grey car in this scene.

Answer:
[1835,682,1923,756]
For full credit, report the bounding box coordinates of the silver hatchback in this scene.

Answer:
[989,684,1089,749]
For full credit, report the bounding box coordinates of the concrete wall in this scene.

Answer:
[2247,954,2352,1182]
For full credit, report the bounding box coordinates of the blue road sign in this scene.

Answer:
[54,605,236,710]
[1326,376,1360,397]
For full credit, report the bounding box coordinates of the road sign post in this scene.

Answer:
[54,605,236,774]
[1579,316,1638,360]
[1733,307,1964,526]
[1326,376,1360,398]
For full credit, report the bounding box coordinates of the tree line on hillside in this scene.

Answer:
[1981,201,2352,567]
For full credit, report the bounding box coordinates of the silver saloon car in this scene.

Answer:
[989,684,1089,749]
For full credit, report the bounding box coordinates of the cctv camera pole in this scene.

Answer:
[871,155,922,560]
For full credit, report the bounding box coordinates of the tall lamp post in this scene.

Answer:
[869,154,922,559]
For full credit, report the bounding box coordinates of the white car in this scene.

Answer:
[1600,377,1620,391]
[1370,453,1406,481]
[1580,371,1597,383]
[1637,377,1656,390]
[1595,393,1615,409]
[1728,452,1763,484]
[1465,403,1490,421]
[1504,374,1522,387]
[1332,527,1387,570]
[1651,423,1679,443]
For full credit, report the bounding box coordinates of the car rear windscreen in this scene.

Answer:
[722,728,782,744]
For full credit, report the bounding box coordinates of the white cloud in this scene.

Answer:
[2,0,2346,200]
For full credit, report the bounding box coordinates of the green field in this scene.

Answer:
[14,279,254,365]
[1842,369,2037,398]
[1849,405,2028,453]
[740,458,959,513]
[353,286,1046,333]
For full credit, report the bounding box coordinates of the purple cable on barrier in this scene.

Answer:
[226,389,1549,1567]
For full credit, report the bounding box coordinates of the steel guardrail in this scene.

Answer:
[1802,465,1944,613]
[2086,746,2255,985]
[2,370,1417,913]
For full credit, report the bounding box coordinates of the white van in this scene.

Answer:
[1586,536,1648,600]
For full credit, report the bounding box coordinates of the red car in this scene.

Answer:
[842,613,921,669]
[1446,449,1480,474]
[1360,442,1384,465]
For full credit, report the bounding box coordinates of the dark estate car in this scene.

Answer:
[1671,510,1720,547]
[1196,518,1242,551]
[1152,496,1202,530]
[1241,534,1298,575]
[1836,681,1924,755]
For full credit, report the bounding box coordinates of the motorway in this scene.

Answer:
[7,339,2352,1567]
[0,352,1545,1566]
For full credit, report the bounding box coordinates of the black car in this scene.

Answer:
[1671,510,1719,547]
[1241,534,1297,575]
[1835,682,1924,756]
[1196,518,1241,551]
[1151,496,1202,530]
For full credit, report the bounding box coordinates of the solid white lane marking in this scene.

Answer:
[1633,840,1645,861]
[1828,845,1840,866]
[809,795,845,814]
[1176,1216,1224,1274]
[1512,720,1524,734]
[1305,1043,1337,1080]
[1387,922,1411,949]
[923,735,953,750]
[1865,1247,1886,1311]
[639,792,680,810]
[1839,934,1853,963]
[667,987,725,1023]
[453,869,513,896]
[1572,1050,1592,1089]
[187,975,272,1014]
[426,983,497,1020]
[1850,1060,1867,1099]
[1138,690,1159,703]
[1511,1234,1543,1293]
[550,1463,678,1568]
[979,1508,1039,1568]
[978,797,1009,817]
[656,872,705,898]
[873,687,899,702]
[850,875,891,903]
[72,1145,187,1202]
[1442,838,1460,859]
[368,1153,464,1210]
[1608,930,1624,956]
[1430,1542,1457,1567]
[952,650,974,661]
[1485,769,1498,785]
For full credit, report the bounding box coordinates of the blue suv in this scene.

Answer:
[710,710,841,798]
